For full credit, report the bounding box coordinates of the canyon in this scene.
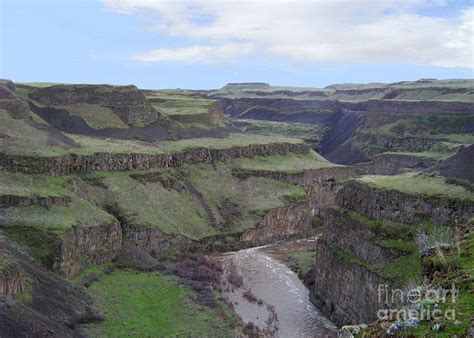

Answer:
[0,79,473,337]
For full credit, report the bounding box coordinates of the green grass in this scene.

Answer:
[146,90,217,116]
[84,270,240,337]
[232,150,340,174]
[282,251,316,277]
[379,151,447,160]
[406,232,474,336]
[86,172,215,240]
[235,119,327,147]
[182,162,308,233]
[369,115,474,144]
[0,171,68,197]
[0,110,69,157]
[357,173,474,203]
[64,133,305,157]
[328,241,420,287]
[53,104,129,129]
[0,172,116,265]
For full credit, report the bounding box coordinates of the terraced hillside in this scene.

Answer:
[0,79,357,336]
[211,79,474,173]
[1,78,472,337]
[144,89,224,130]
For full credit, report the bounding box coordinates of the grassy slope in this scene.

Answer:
[54,104,129,129]
[68,133,304,156]
[83,270,239,337]
[231,150,341,174]
[357,173,474,203]
[369,115,474,144]
[181,162,308,232]
[0,111,70,157]
[235,118,327,147]
[0,171,114,265]
[84,171,215,240]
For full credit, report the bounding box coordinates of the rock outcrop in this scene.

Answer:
[0,254,30,299]
[0,238,93,337]
[313,240,395,326]
[0,194,70,208]
[240,202,312,246]
[336,181,473,225]
[233,166,356,187]
[365,99,474,128]
[0,80,32,119]
[0,141,311,176]
[59,221,122,277]
[355,132,438,152]
[355,153,438,175]
[29,84,164,127]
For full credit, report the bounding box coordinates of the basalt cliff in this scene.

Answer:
[0,79,473,337]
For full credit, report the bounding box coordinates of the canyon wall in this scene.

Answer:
[0,142,310,176]
[233,166,356,187]
[240,202,312,246]
[29,84,163,127]
[59,221,122,277]
[312,179,473,326]
[365,99,474,128]
[355,153,438,175]
[313,240,394,326]
[355,132,438,152]
[336,181,473,225]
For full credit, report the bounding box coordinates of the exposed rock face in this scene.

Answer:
[355,132,438,152]
[219,97,361,123]
[233,166,356,187]
[0,194,70,208]
[355,153,438,175]
[0,238,92,337]
[0,81,31,119]
[59,221,122,277]
[0,255,29,298]
[323,208,402,265]
[365,99,474,127]
[313,240,394,326]
[29,84,163,126]
[308,183,340,216]
[0,142,311,176]
[336,181,473,225]
[240,203,312,246]
[121,223,194,256]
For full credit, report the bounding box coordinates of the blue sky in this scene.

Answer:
[1,0,472,89]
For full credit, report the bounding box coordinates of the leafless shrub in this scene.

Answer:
[243,289,258,303]
[227,263,244,288]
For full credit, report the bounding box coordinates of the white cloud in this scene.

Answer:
[134,43,255,66]
[101,0,474,68]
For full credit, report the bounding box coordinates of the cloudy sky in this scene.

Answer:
[1,0,473,88]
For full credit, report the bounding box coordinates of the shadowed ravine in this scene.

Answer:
[215,239,337,337]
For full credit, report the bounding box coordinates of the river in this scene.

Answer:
[214,238,337,337]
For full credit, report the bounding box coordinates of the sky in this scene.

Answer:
[1,0,473,89]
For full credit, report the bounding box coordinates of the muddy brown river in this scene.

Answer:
[215,238,337,337]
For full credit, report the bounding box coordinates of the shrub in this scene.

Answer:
[415,226,452,254]
[243,289,258,303]
[227,263,244,287]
